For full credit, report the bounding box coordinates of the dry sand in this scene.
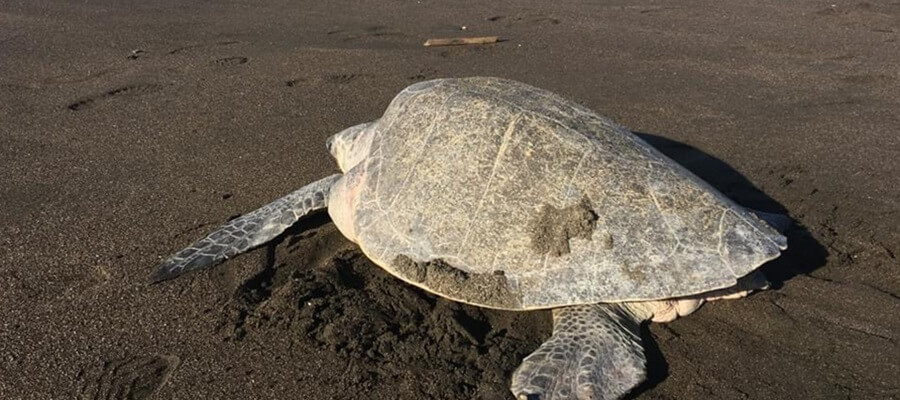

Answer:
[1,0,898,399]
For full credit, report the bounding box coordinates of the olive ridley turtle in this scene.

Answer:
[152,77,791,400]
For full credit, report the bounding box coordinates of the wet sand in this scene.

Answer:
[1,1,898,399]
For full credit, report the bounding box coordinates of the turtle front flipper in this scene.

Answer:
[511,304,648,400]
[150,174,342,283]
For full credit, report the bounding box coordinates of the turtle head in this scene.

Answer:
[327,123,374,172]
[325,134,341,157]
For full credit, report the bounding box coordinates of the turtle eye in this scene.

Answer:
[325,135,337,153]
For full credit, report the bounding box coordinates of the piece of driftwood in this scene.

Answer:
[423,36,500,47]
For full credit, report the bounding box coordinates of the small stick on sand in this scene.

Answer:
[423,36,500,47]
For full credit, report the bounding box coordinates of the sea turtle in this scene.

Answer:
[152,77,790,400]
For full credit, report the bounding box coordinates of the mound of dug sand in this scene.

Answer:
[217,216,551,399]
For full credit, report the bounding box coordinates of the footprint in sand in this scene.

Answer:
[284,78,307,87]
[211,56,249,67]
[486,13,560,25]
[67,84,164,111]
[168,40,242,55]
[814,2,897,17]
[326,25,407,42]
[323,74,369,85]
[407,67,438,81]
[76,355,179,400]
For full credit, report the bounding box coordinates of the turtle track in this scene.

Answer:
[218,218,550,399]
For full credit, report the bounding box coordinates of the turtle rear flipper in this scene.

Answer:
[750,209,793,233]
[511,304,647,400]
[150,174,342,283]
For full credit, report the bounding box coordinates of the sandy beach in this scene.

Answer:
[1,0,898,399]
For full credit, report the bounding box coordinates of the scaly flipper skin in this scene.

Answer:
[511,304,647,400]
[150,174,342,283]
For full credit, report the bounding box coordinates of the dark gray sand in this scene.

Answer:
[1,1,898,399]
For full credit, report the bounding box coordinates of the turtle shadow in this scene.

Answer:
[627,132,828,397]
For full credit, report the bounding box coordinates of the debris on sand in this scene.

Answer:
[423,36,500,47]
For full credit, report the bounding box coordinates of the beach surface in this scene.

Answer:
[1,1,898,399]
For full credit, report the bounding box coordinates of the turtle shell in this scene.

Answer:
[347,77,786,310]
